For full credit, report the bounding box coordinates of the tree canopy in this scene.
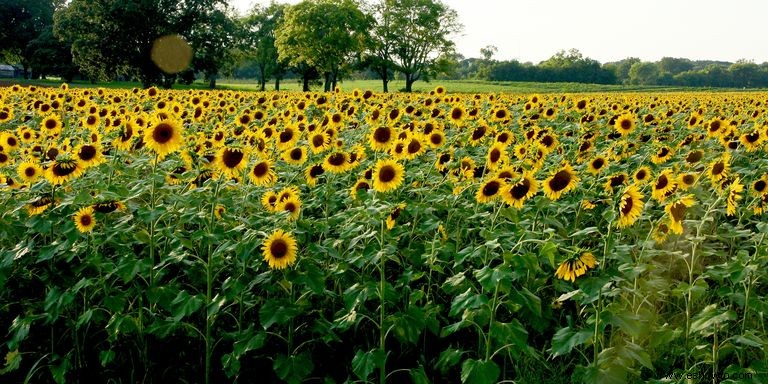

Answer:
[275,0,371,92]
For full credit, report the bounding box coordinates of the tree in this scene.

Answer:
[188,4,240,88]
[375,0,462,92]
[363,0,396,92]
[275,0,371,92]
[628,62,660,85]
[0,0,60,78]
[25,25,78,81]
[658,57,693,75]
[54,0,234,87]
[243,2,288,91]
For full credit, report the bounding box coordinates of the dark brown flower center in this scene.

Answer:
[379,165,396,182]
[549,170,572,192]
[252,162,269,177]
[152,123,174,144]
[222,148,244,168]
[78,145,97,161]
[482,180,501,196]
[510,179,531,199]
[270,240,288,259]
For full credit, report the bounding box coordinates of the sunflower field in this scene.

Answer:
[1,83,767,383]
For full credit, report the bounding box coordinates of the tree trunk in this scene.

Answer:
[302,75,310,92]
[381,66,389,93]
[259,66,266,91]
[323,72,331,92]
[208,74,217,89]
[275,77,281,91]
[331,69,338,91]
[405,73,415,92]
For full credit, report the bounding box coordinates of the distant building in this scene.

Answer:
[0,64,15,78]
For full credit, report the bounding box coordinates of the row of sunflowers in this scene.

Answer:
[1,83,767,383]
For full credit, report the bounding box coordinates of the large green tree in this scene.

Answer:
[275,0,371,92]
[0,0,62,77]
[243,2,288,91]
[54,0,235,87]
[370,0,461,92]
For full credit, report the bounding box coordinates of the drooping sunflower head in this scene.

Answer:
[617,184,644,229]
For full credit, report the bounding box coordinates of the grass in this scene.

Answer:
[4,77,757,94]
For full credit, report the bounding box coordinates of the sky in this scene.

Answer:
[230,0,768,64]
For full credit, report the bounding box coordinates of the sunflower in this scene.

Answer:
[40,114,63,136]
[486,142,508,170]
[304,163,324,187]
[633,166,651,184]
[281,146,307,166]
[404,137,425,160]
[502,171,538,208]
[262,229,298,270]
[665,194,695,235]
[323,151,351,173]
[684,150,704,165]
[248,159,277,186]
[651,146,674,165]
[543,162,579,201]
[74,143,105,168]
[45,158,83,185]
[372,159,405,193]
[651,169,677,202]
[555,252,597,283]
[276,196,301,221]
[215,147,248,178]
[17,161,43,183]
[706,118,725,138]
[82,114,100,130]
[386,203,406,230]
[707,152,730,185]
[617,184,644,228]
[448,105,466,126]
[368,126,395,152]
[92,200,126,213]
[678,172,697,190]
[261,190,279,212]
[309,131,331,153]
[476,178,505,204]
[740,130,764,151]
[587,156,608,175]
[653,222,670,243]
[144,118,183,159]
[426,130,446,148]
[73,206,96,233]
[434,151,452,172]
[25,195,53,216]
[350,178,371,199]
[751,175,768,197]
[726,176,744,216]
[614,114,636,136]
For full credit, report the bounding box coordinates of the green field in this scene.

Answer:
[5,77,747,94]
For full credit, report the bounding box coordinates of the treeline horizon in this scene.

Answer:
[4,0,767,91]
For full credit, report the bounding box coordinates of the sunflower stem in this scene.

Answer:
[378,216,387,384]
[204,180,221,384]
[593,221,613,367]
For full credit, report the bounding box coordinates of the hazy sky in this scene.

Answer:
[230,0,768,64]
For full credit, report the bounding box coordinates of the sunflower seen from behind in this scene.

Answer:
[262,229,298,270]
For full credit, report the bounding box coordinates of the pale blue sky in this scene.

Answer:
[231,0,768,64]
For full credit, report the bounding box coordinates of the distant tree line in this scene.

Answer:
[3,0,768,90]
[455,49,768,89]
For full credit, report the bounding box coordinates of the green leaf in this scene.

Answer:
[410,364,430,384]
[274,352,314,384]
[550,326,593,357]
[170,290,204,321]
[449,288,489,317]
[99,350,115,367]
[351,348,385,381]
[570,226,599,237]
[390,306,427,345]
[259,299,301,330]
[690,304,736,334]
[539,241,557,268]
[435,348,464,374]
[491,320,528,352]
[460,359,499,384]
